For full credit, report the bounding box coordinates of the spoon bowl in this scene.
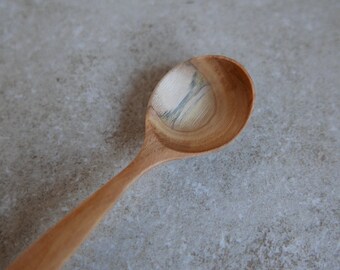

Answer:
[148,55,254,153]
[8,55,254,270]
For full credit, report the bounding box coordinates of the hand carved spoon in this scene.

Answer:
[8,55,255,270]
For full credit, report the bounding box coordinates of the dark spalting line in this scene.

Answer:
[160,70,210,128]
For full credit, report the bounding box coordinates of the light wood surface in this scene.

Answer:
[7,55,254,270]
[149,55,254,153]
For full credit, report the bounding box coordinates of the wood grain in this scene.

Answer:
[149,55,254,153]
[151,62,215,132]
[7,55,254,270]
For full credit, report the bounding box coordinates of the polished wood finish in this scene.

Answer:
[149,55,254,153]
[7,55,254,270]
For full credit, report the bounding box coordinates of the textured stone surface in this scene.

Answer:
[0,0,339,269]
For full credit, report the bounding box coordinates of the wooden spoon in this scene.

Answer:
[8,55,255,270]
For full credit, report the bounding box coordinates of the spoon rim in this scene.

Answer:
[146,54,255,154]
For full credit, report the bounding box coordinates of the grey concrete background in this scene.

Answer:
[0,0,339,269]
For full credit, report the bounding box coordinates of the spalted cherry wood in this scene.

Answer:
[7,55,254,270]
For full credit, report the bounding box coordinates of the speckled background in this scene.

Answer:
[0,0,339,269]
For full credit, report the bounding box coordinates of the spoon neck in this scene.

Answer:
[108,132,177,195]
[131,137,174,172]
[126,126,185,175]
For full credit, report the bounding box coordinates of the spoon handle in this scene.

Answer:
[7,147,161,270]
